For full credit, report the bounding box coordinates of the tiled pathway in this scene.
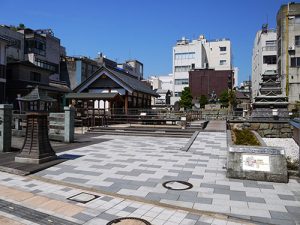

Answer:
[35,132,300,225]
[0,171,249,225]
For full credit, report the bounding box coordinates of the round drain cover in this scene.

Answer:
[162,180,193,190]
[107,217,151,225]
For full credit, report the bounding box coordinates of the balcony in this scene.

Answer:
[0,64,6,79]
[262,46,276,51]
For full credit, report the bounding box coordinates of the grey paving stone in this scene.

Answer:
[201,183,230,190]
[105,163,127,168]
[123,206,137,213]
[61,187,72,192]
[251,216,296,225]
[101,196,114,202]
[278,194,296,201]
[140,164,161,168]
[286,206,300,213]
[158,159,178,162]
[190,174,204,179]
[246,196,266,203]
[30,189,42,194]
[145,193,161,201]
[73,212,94,222]
[97,212,118,221]
[195,197,213,204]
[62,177,89,184]
[270,211,294,220]
[185,213,201,221]
[258,184,274,189]
[195,221,211,225]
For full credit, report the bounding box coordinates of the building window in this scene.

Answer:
[175,52,195,60]
[295,36,300,46]
[174,65,191,72]
[220,60,227,65]
[266,40,276,46]
[35,58,58,72]
[220,47,226,51]
[175,79,189,85]
[175,92,182,97]
[263,55,277,64]
[30,72,41,82]
[291,57,300,67]
[295,16,300,24]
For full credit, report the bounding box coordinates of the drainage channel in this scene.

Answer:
[0,199,79,225]
[180,131,199,152]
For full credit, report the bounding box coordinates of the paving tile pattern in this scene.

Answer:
[34,133,300,225]
[0,171,245,225]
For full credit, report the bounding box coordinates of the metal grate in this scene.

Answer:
[67,192,99,204]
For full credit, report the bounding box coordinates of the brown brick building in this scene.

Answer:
[189,69,233,99]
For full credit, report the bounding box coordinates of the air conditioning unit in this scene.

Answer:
[289,45,295,51]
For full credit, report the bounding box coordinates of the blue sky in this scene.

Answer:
[0,0,290,83]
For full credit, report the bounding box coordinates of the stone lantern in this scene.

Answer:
[15,86,57,164]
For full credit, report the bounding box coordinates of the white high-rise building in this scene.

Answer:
[252,27,277,101]
[172,35,232,104]
[251,25,287,109]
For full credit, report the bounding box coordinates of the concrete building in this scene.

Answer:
[148,74,173,106]
[251,25,287,109]
[17,28,65,82]
[0,36,8,103]
[172,35,232,104]
[189,69,233,101]
[0,25,24,62]
[117,60,143,80]
[60,56,99,90]
[277,2,300,106]
[203,38,232,71]
[233,67,239,88]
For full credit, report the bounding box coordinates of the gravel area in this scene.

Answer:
[263,138,299,161]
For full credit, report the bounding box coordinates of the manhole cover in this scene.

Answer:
[67,192,99,204]
[162,180,193,190]
[107,217,151,225]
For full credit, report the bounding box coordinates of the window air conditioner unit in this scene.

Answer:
[288,45,295,51]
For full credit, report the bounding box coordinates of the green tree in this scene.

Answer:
[219,90,229,107]
[219,89,237,110]
[179,87,193,110]
[199,95,208,108]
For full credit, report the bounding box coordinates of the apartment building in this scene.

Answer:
[277,2,300,106]
[252,26,283,103]
[172,35,232,104]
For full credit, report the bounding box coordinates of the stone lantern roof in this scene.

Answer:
[17,86,56,102]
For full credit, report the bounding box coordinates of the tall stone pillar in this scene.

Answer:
[64,106,75,143]
[0,104,12,152]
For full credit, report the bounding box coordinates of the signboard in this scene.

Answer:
[242,154,270,172]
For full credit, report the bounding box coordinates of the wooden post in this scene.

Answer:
[125,92,128,115]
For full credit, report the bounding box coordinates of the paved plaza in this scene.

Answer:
[32,132,300,225]
[0,170,247,225]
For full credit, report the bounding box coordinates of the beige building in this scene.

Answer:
[277,2,300,106]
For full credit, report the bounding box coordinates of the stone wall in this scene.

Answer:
[229,121,293,138]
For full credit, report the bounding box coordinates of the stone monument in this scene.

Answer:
[0,104,13,152]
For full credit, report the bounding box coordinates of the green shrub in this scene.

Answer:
[286,156,299,171]
[233,129,260,146]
